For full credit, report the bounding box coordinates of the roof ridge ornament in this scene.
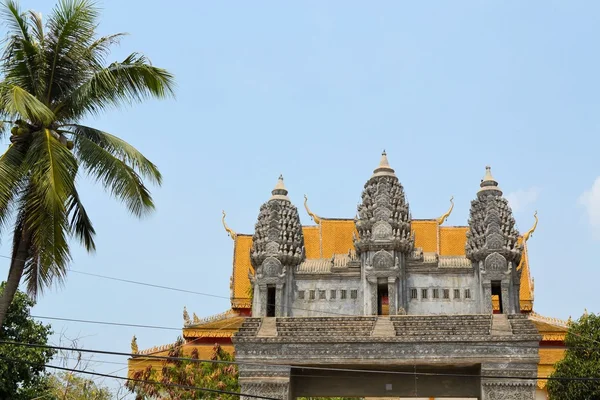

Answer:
[522,211,538,243]
[478,165,502,196]
[222,210,237,240]
[304,194,322,224]
[437,196,454,225]
[131,335,138,354]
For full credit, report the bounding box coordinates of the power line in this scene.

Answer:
[0,355,281,400]
[32,315,182,331]
[2,339,600,382]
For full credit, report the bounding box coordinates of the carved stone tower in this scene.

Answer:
[354,152,413,315]
[250,176,305,317]
[466,166,522,314]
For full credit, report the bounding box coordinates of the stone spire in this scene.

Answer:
[355,151,413,255]
[251,176,305,271]
[466,166,521,266]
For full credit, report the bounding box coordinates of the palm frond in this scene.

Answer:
[66,186,96,251]
[87,33,128,66]
[17,183,70,299]
[66,124,161,184]
[0,144,27,237]
[55,52,175,119]
[74,135,155,217]
[45,0,100,103]
[28,10,45,44]
[0,84,55,125]
[1,1,45,97]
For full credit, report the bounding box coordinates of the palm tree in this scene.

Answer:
[0,0,175,328]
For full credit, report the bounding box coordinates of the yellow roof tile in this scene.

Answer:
[231,235,253,308]
[320,219,357,259]
[303,226,321,259]
[439,226,468,256]
[412,220,438,253]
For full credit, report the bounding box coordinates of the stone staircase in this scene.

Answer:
[275,316,377,337]
[491,314,512,336]
[257,317,277,337]
[371,317,395,337]
[391,315,492,338]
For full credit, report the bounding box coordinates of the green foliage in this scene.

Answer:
[547,311,600,399]
[126,338,239,399]
[45,372,114,400]
[0,0,174,326]
[0,282,55,399]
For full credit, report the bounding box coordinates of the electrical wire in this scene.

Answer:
[2,339,600,382]
[0,355,281,400]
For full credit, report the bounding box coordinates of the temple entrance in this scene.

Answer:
[377,282,389,316]
[491,281,502,314]
[266,285,276,317]
[291,364,480,398]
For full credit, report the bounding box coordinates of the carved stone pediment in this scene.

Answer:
[372,221,392,240]
[372,250,394,269]
[261,257,283,277]
[485,252,507,272]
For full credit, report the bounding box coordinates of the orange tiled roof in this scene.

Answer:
[229,219,535,312]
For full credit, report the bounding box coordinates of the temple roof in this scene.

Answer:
[230,217,535,312]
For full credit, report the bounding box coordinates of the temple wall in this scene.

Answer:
[405,272,478,315]
[291,276,362,316]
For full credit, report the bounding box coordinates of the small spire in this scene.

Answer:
[478,165,502,196]
[437,196,454,225]
[221,210,237,240]
[372,150,396,178]
[304,194,322,224]
[270,174,290,200]
[183,306,191,325]
[522,211,538,243]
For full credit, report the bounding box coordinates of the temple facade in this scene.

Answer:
[129,152,570,400]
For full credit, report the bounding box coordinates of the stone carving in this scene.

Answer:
[262,257,283,277]
[354,152,413,255]
[482,385,535,400]
[241,382,289,400]
[372,250,394,269]
[372,221,393,239]
[485,252,507,271]
[465,167,521,266]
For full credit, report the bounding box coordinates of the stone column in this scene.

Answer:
[239,365,291,400]
[387,277,397,315]
[258,284,267,317]
[370,280,378,315]
[275,284,284,317]
[482,282,492,314]
[501,282,510,315]
[481,363,536,400]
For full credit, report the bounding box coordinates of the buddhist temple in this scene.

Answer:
[129,152,569,400]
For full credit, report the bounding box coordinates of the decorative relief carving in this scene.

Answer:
[482,384,535,400]
[262,257,283,277]
[240,382,289,400]
[485,252,507,271]
[372,221,393,240]
[372,250,394,269]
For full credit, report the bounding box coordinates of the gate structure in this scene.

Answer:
[233,314,540,399]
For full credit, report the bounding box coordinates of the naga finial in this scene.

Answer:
[131,335,139,354]
[303,195,322,224]
[437,196,454,225]
[522,211,538,243]
[183,306,191,326]
[221,210,237,240]
[193,312,200,324]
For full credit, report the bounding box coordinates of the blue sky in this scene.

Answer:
[1,0,600,392]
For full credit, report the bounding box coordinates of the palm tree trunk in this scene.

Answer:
[0,229,31,329]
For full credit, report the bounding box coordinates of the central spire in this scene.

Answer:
[372,150,396,178]
[478,166,502,196]
[270,174,290,200]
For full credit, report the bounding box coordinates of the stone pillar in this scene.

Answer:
[482,282,492,314]
[501,282,510,315]
[481,363,536,400]
[275,284,284,317]
[258,285,267,317]
[387,277,397,315]
[370,280,378,315]
[239,365,291,400]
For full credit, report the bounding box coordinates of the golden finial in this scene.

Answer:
[193,313,200,324]
[221,210,237,240]
[522,211,538,243]
[131,335,139,354]
[567,316,572,326]
[437,196,454,225]
[183,306,191,325]
[303,195,322,224]
[584,308,589,317]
